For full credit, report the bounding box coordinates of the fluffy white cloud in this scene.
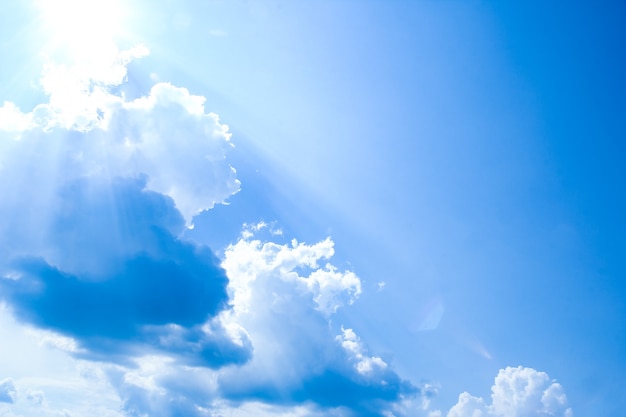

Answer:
[1,222,415,416]
[0,44,239,229]
[0,43,244,415]
[214,227,414,415]
[445,366,573,417]
[222,228,361,316]
[0,102,32,132]
[107,81,239,223]
[101,226,415,416]
[0,42,415,417]
[37,44,150,132]
[447,392,488,417]
[0,47,245,369]
[337,327,388,376]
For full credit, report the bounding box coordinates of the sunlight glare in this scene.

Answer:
[36,0,126,58]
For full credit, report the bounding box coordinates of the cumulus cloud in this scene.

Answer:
[214,228,415,416]
[0,43,417,417]
[0,45,239,228]
[445,366,573,417]
[223,229,361,316]
[102,227,416,417]
[0,46,245,369]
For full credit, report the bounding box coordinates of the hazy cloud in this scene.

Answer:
[0,379,17,404]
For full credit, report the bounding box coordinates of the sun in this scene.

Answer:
[35,0,128,59]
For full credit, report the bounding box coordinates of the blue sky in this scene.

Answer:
[0,1,624,416]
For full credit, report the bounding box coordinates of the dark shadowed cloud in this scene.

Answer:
[0,176,250,368]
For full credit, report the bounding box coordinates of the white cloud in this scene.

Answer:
[444,366,573,417]
[219,230,363,381]
[0,43,241,415]
[109,81,239,223]
[222,231,361,316]
[447,392,488,417]
[37,44,149,131]
[306,263,362,315]
[106,226,413,416]
[0,225,416,417]
[0,40,414,416]
[337,327,388,376]
[0,102,32,132]
[213,227,415,414]
[0,44,239,230]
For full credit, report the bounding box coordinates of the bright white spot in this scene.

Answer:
[0,102,32,132]
[36,0,126,58]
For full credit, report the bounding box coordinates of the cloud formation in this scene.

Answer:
[445,366,573,417]
[214,227,415,416]
[0,38,574,417]
[108,226,415,416]
[0,46,245,368]
[0,47,418,417]
[0,45,239,228]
